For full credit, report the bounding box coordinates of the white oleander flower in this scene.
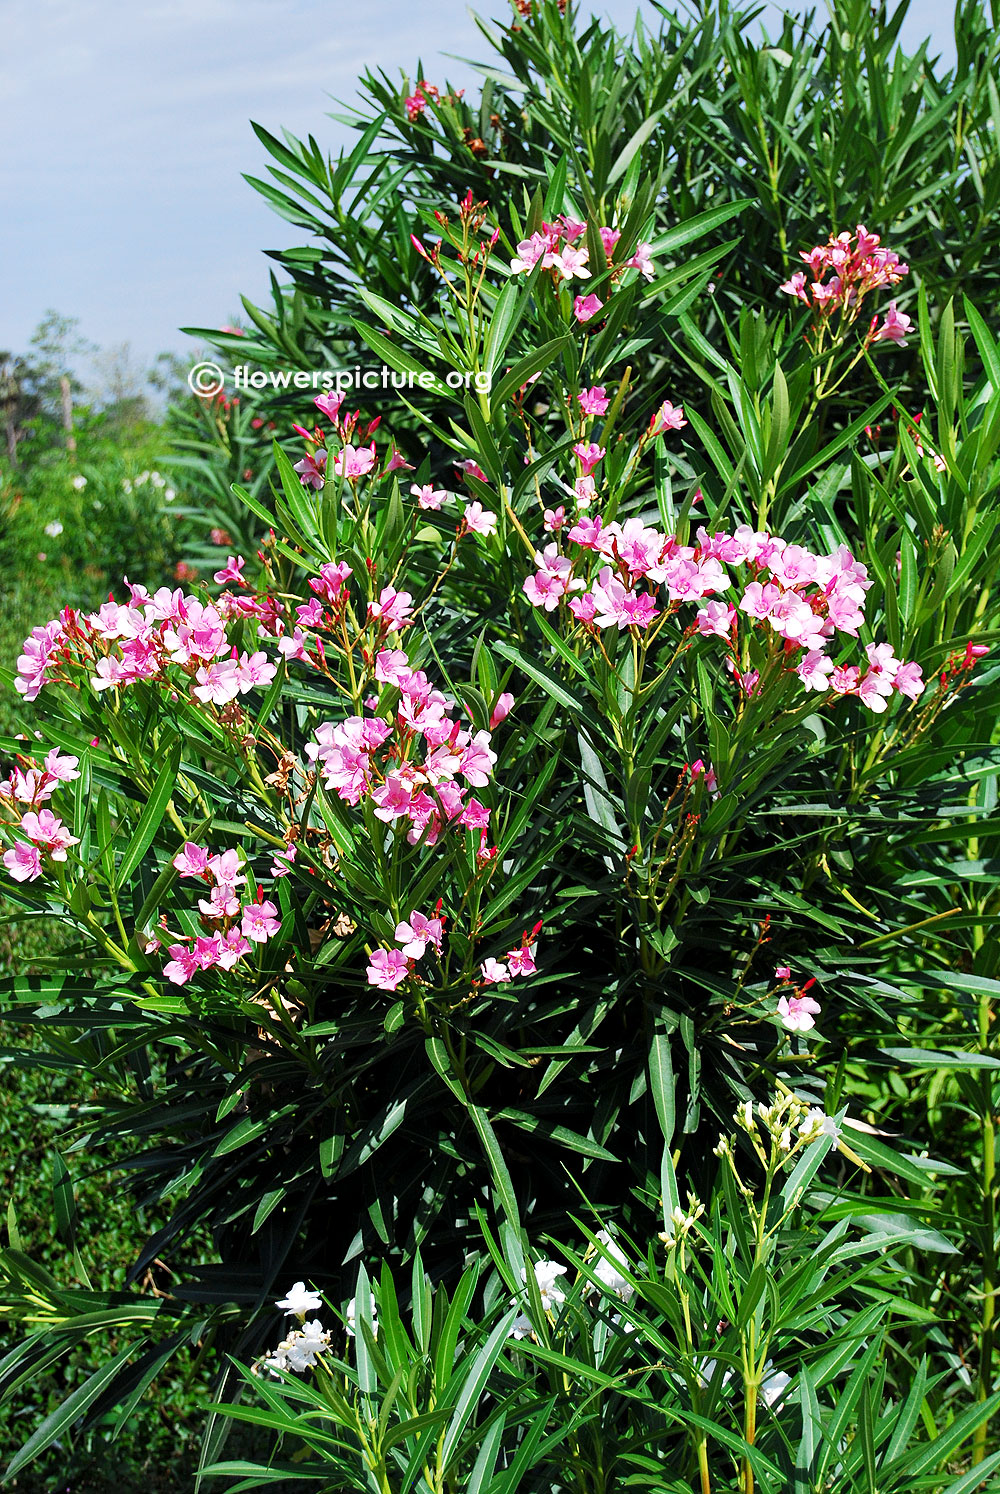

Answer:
[275,1280,322,1317]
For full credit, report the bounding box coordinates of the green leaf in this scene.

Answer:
[116,742,182,888]
[469,1106,520,1232]
[5,1344,142,1478]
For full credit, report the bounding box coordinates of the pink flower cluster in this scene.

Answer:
[292,399,384,490]
[523,517,927,712]
[367,914,540,991]
[306,650,507,851]
[14,619,67,702]
[367,909,445,989]
[779,225,908,323]
[161,841,282,984]
[1,747,82,883]
[509,216,654,285]
[402,79,440,121]
[13,586,282,707]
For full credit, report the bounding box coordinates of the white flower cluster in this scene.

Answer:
[253,1280,332,1379]
[728,1094,842,1155]
[255,1317,332,1378]
[509,1230,639,1340]
[123,469,176,501]
[658,1195,706,1250]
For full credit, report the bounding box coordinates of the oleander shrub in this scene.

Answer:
[2,0,1000,1487]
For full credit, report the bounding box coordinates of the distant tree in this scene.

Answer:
[0,352,42,466]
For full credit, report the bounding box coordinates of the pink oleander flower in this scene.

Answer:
[543,505,566,532]
[600,516,665,579]
[573,294,604,323]
[404,91,427,121]
[568,514,603,549]
[309,559,353,604]
[235,651,277,692]
[293,450,327,489]
[395,911,444,959]
[489,691,515,727]
[333,443,377,479]
[569,593,596,623]
[19,809,79,860]
[463,502,497,536]
[830,664,861,696]
[739,581,781,620]
[315,391,345,421]
[857,671,894,712]
[15,618,66,701]
[277,627,308,662]
[369,586,414,629]
[775,965,791,980]
[578,385,609,416]
[797,650,835,691]
[3,842,43,882]
[207,848,246,888]
[574,474,597,507]
[173,842,211,878]
[873,301,912,346]
[367,947,409,990]
[199,882,240,919]
[893,660,925,699]
[506,943,537,976]
[270,845,296,878]
[386,447,412,473]
[213,555,246,586]
[573,441,605,475]
[556,214,586,242]
[688,759,718,797]
[523,545,578,611]
[599,225,621,256]
[216,927,252,970]
[624,241,655,279]
[459,797,490,831]
[457,458,488,482]
[410,483,450,509]
[193,658,241,706]
[779,270,810,303]
[649,400,687,436]
[481,957,511,984]
[459,729,497,786]
[241,898,281,943]
[523,570,565,610]
[695,601,736,638]
[163,942,199,985]
[554,245,591,280]
[592,569,659,630]
[42,748,80,784]
[777,993,821,1032]
[510,232,551,274]
[375,648,411,684]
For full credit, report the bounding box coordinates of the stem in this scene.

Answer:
[697,1434,712,1494]
[974,911,996,1465]
[742,1380,758,1494]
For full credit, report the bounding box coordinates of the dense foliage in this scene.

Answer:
[2,1,1000,1490]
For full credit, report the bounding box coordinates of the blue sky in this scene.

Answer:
[0,0,957,377]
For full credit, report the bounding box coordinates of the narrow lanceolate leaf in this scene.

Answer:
[5,1345,143,1478]
[439,1309,518,1468]
[116,741,182,888]
[468,1107,521,1232]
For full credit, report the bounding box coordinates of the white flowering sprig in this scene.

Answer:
[711,1091,868,1494]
